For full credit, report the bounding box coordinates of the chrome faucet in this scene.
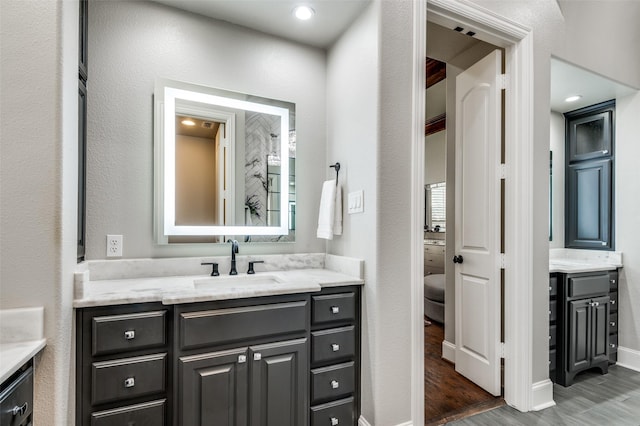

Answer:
[227,239,239,275]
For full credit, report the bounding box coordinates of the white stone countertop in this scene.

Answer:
[549,248,622,273]
[0,307,46,383]
[74,268,364,308]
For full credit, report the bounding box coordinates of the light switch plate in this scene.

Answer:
[348,190,364,214]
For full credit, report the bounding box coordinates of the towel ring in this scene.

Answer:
[330,163,340,186]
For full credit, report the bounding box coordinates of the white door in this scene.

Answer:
[454,50,502,396]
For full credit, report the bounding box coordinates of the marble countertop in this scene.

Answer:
[74,268,364,308]
[549,248,622,273]
[424,239,445,246]
[0,307,46,383]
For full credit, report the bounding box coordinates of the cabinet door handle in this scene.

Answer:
[331,417,339,426]
[11,402,28,417]
[602,150,609,155]
[611,279,616,284]
[331,306,340,314]
[124,330,135,340]
[253,353,262,361]
[124,377,135,388]
[331,343,340,352]
[610,343,616,348]
[238,355,247,363]
[331,380,339,389]
[611,300,616,305]
[549,286,552,291]
[610,321,616,327]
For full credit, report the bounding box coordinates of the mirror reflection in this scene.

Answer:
[154,79,296,243]
[425,182,446,232]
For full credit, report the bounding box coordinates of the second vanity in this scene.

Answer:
[74,254,363,426]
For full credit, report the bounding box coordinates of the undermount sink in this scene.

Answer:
[194,274,283,288]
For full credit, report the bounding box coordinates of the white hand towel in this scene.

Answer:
[334,183,342,236]
[317,180,336,240]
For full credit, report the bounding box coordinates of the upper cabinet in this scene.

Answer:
[564,100,615,250]
[566,101,614,162]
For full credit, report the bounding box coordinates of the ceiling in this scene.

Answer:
[550,58,637,113]
[152,0,371,49]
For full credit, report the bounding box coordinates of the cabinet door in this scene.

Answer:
[179,348,248,426]
[568,300,591,372]
[590,296,610,365]
[249,338,308,426]
[566,158,612,249]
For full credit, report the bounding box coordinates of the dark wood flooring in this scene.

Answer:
[425,319,504,425]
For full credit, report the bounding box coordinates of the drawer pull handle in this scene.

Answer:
[610,322,616,327]
[549,335,551,340]
[124,330,135,340]
[611,279,616,284]
[331,417,339,426]
[124,377,135,388]
[238,355,247,363]
[549,286,552,291]
[611,300,616,305]
[331,306,340,314]
[331,380,339,389]
[590,301,600,307]
[254,353,262,361]
[332,343,340,352]
[11,402,28,417]
[610,343,616,348]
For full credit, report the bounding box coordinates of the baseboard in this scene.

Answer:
[530,379,555,411]
[442,339,455,363]
[359,416,412,426]
[617,346,640,372]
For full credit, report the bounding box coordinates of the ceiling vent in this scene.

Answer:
[201,121,214,129]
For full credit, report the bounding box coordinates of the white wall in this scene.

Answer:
[0,1,77,424]
[87,1,327,259]
[325,3,383,423]
[616,91,640,355]
[549,111,565,248]
[425,131,446,185]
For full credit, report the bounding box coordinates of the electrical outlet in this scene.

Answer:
[106,234,123,257]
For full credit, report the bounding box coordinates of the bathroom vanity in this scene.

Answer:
[548,250,621,386]
[74,256,363,426]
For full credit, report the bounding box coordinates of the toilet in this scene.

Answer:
[424,274,445,323]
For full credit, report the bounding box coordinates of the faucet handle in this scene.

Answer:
[201,262,220,276]
[247,261,264,274]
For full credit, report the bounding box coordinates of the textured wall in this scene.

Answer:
[0,1,77,424]
[87,1,326,259]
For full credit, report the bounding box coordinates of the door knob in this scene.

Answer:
[453,255,464,264]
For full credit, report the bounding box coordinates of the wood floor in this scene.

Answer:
[450,364,640,425]
[424,320,504,425]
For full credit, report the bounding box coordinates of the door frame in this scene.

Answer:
[411,0,539,423]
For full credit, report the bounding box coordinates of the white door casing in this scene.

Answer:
[454,49,502,396]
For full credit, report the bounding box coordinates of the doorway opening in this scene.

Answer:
[423,22,505,425]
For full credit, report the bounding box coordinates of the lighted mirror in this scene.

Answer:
[154,79,296,243]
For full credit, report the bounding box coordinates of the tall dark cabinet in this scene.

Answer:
[564,100,615,250]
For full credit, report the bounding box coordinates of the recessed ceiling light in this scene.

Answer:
[181,119,196,126]
[565,95,582,103]
[293,5,315,21]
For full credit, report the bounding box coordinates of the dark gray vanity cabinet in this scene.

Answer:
[552,271,616,386]
[76,303,171,426]
[548,274,558,382]
[175,295,310,426]
[0,361,33,426]
[564,100,615,250]
[310,288,360,426]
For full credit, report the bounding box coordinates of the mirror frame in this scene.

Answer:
[154,79,291,242]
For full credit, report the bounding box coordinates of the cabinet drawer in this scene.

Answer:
[92,310,167,356]
[91,353,166,405]
[179,301,307,350]
[549,275,557,297]
[609,291,618,312]
[609,334,618,353]
[311,397,354,426]
[549,324,556,348]
[424,245,445,255]
[0,366,33,426]
[424,266,445,276]
[568,274,609,298]
[549,349,556,373]
[609,312,618,333]
[312,293,355,325]
[91,399,166,426]
[312,326,355,364]
[311,362,355,404]
[549,300,557,322]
